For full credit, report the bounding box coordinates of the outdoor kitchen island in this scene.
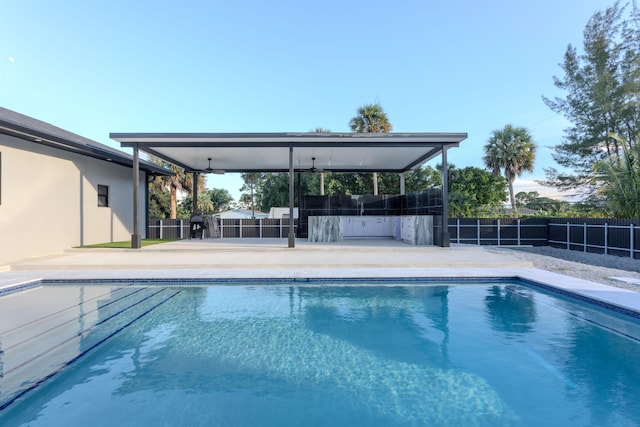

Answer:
[307,215,433,245]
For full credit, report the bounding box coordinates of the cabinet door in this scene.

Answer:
[401,216,414,242]
[373,217,384,236]
[382,217,393,236]
[343,217,353,237]
[362,217,374,236]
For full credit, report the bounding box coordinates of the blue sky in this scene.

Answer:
[1,0,612,201]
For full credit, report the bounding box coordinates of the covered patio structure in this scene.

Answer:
[109,132,468,248]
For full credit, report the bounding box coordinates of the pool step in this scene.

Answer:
[0,285,180,410]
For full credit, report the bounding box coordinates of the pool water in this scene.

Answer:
[1,282,640,426]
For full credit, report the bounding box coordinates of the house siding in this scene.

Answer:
[0,134,146,264]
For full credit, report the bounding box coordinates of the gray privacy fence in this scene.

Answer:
[149,217,639,259]
[448,218,548,247]
[148,219,191,239]
[217,218,297,238]
[148,218,297,239]
[448,217,640,259]
[546,218,639,259]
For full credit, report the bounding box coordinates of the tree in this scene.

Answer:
[149,188,171,219]
[515,191,566,214]
[182,188,235,215]
[206,188,235,213]
[349,103,393,195]
[148,157,205,219]
[403,165,442,193]
[483,125,536,211]
[448,166,508,217]
[240,173,263,217]
[411,164,507,217]
[180,193,215,215]
[594,134,640,217]
[258,173,290,209]
[543,2,640,197]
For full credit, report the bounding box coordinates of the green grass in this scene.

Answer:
[76,239,179,248]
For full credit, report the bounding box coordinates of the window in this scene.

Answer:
[97,184,109,207]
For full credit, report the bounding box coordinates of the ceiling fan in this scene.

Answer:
[303,157,328,174]
[204,157,225,174]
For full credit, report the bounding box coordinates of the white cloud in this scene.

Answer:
[513,179,581,201]
[8,56,15,63]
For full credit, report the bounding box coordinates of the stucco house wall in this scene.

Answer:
[0,133,148,264]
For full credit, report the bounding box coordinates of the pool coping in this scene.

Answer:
[2,267,640,319]
[2,241,639,318]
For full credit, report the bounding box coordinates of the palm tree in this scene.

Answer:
[483,125,536,211]
[349,103,393,195]
[149,157,204,219]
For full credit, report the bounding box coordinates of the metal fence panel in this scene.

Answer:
[547,218,639,259]
[148,217,638,259]
[448,218,547,246]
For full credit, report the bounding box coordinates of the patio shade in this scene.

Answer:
[110,132,468,173]
[110,131,468,249]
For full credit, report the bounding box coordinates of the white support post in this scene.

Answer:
[566,222,570,249]
[631,224,635,258]
[604,223,608,255]
[220,220,224,239]
[159,219,163,239]
[179,219,183,239]
[497,219,501,246]
[260,219,263,238]
[583,223,587,252]
[477,219,481,245]
[517,219,521,246]
[456,218,461,244]
[239,219,243,238]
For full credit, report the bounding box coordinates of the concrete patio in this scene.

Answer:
[2,238,640,316]
[7,238,534,271]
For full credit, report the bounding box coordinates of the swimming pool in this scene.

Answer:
[1,279,639,426]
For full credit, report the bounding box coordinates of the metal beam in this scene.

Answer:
[111,132,468,148]
[132,146,141,249]
[441,146,450,247]
[192,172,199,216]
[288,146,295,248]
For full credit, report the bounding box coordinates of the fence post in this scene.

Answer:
[477,219,481,245]
[259,219,263,238]
[240,219,243,238]
[220,219,224,239]
[604,223,608,255]
[631,224,635,259]
[517,219,521,246]
[497,219,501,246]
[159,220,163,239]
[583,223,587,252]
[456,218,460,244]
[179,219,183,239]
[566,222,570,249]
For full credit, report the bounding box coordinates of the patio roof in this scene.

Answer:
[109,132,468,173]
[109,131,468,249]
